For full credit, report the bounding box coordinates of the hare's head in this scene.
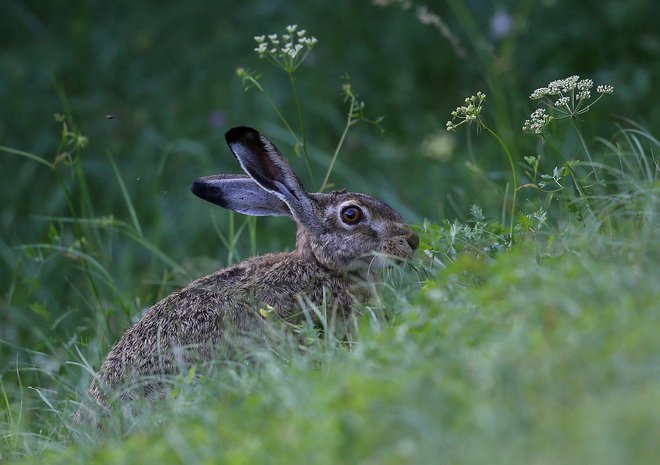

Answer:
[191,127,418,273]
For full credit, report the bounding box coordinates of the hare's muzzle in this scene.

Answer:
[381,227,419,263]
[406,230,420,252]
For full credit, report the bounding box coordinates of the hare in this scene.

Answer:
[82,126,418,413]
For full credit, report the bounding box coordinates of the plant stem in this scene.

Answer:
[541,134,585,197]
[0,145,54,169]
[320,97,356,192]
[263,90,297,141]
[52,165,103,309]
[482,122,518,240]
[227,212,235,265]
[571,118,613,233]
[248,217,257,256]
[246,75,298,144]
[571,118,601,186]
[288,72,316,187]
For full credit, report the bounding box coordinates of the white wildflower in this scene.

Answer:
[300,36,318,46]
[577,78,593,91]
[563,75,579,91]
[577,90,591,100]
[522,108,552,134]
[446,91,486,132]
[524,75,614,132]
[252,25,318,72]
[530,87,548,100]
[545,80,562,95]
[597,84,614,94]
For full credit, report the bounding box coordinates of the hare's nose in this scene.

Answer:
[406,230,419,251]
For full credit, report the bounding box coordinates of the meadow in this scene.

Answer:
[1,1,659,463]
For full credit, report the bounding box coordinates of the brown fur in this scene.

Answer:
[89,243,362,406]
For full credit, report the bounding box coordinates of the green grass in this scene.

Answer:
[2,120,659,464]
[1,1,659,464]
[11,228,660,464]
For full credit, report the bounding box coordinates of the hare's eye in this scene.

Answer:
[340,205,363,225]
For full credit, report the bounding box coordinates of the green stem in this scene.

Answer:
[288,72,316,187]
[320,97,356,192]
[570,118,612,233]
[227,212,235,265]
[55,87,105,265]
[247,75,298,144]
[108,150,143,238]
[264,90,297,141]
[571,118,601,186]
[52,165,103,309]
[248,216,257,256]
[0,145,53,168]
[247,72,315,187]
[482,122,518,240]
[541,134,585,197]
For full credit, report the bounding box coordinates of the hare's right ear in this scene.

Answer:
[225,127,321,232]
[191,174,291,216]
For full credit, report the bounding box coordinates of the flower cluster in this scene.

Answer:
[522,108,553,135]
[446,91,486,132]
[530,76,599,103]
[524,75,614,134]
[254,25,317,73]
[596,84,614,94]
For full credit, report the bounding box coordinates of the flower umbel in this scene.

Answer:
[522,108,553,135]
[446,91,486,132]
[524,75,614,134]
[254,25,318,73]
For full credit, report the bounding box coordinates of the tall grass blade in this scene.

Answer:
[107,150,143,238]
[0,145,53,169]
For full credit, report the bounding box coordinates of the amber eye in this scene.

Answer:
[340,205,363,224]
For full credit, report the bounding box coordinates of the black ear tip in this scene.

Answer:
[191,176,228,206]
[190,178,209,199]
[225,126,259,145]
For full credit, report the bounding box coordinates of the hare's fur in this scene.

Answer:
[89,248,362,405]
[82,127,418,413]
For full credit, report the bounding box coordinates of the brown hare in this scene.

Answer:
[80,126,418,416]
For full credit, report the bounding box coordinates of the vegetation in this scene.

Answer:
[1,1,658,464]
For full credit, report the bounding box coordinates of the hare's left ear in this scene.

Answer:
[225,127,321,232]
[191,174,291,216]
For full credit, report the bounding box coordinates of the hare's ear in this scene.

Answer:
[225,127,320,230]
[191,174,291,216]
